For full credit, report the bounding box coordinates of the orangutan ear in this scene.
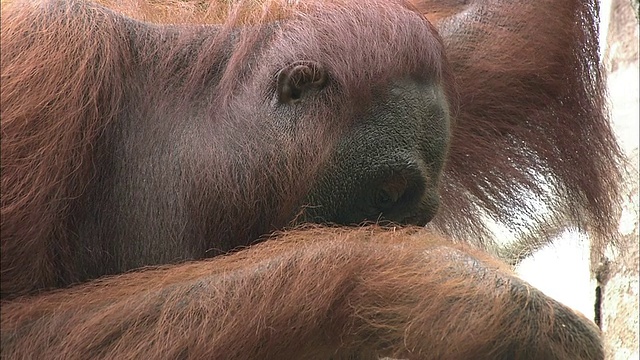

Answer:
[276,61,327,104]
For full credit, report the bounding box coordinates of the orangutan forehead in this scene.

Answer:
[270,0,446,90]
[162,0,454,107]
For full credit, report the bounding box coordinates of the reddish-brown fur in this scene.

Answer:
[416,0,623,256]
[2,226,603,359]
[0,0,621,358]
[1,0,455,295]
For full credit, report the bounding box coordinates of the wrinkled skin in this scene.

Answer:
[304,80,450,226]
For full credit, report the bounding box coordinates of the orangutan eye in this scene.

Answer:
[275,60,328,105]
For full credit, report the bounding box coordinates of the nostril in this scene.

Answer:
[374,189,391,209]
[374,188,399,210]
[374,176,410,212]
[371,171,428,222]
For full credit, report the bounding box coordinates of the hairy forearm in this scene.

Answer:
[1,227,602,359]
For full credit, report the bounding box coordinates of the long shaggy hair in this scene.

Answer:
[1,0,622,274]
[0,1,621,358]
[1,0,458,296]
[419,0,623,259]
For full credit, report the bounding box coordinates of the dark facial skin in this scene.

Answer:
[303,79,451,226]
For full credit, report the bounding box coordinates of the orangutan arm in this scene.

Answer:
[1,227,602,360]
